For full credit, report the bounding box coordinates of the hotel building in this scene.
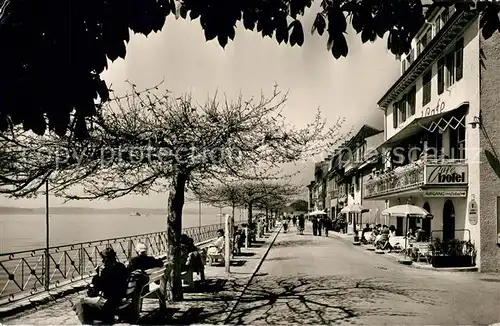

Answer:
[364,4,500,271]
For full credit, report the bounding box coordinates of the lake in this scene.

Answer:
[0,207,248,253]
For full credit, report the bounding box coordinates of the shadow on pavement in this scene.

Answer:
[225,275,439,325]
[235,252,256,257]
[272,239,316,248]
[139,278,246,325]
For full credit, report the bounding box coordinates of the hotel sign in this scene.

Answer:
[425,164,468,185]
[423,190,467,197]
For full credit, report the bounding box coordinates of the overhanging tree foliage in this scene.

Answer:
[1,0,497,137]
[0,84,344,300]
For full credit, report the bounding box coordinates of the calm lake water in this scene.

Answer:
[0,208,247,253]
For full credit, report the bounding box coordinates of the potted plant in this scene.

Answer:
[430,238,476,268]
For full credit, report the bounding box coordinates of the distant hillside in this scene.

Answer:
[0,205,221,216]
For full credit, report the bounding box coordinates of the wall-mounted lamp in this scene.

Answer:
[469,116,481,129]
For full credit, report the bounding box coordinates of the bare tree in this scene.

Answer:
[0,83,345,300]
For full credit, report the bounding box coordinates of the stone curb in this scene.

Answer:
[223,226,282,324]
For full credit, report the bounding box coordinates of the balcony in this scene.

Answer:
[364,159,468,199]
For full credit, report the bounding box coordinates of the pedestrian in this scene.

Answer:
[312,217,318,236]
[292,216,297,227]
[297,214,305,235]
[317,217,323,236]
[323,217,331,237]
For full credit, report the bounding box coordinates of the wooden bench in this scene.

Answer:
[116,265,170,323]
[412,242,432,264]
[205,245,225,266]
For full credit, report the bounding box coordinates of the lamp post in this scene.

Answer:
[44,180,50,291]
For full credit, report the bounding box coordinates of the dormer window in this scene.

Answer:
[417,28,432,55]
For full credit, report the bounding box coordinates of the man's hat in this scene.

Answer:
[99,247,117,259]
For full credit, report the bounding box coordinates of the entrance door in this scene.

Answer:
[396,216,403,236]
[423,202,431,240]
[443,200,455,241]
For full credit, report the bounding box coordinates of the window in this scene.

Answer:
[407,86,416,116]
[418,29,431,55]
[393,103,398,128]
[455,38,464,81]
[407,49,414,65]
[422,71,432,106]
[450,123,466,159]
[446,51,455,87]
[437,57,445,94]
[441,7,449,25]
[399,99,406,123]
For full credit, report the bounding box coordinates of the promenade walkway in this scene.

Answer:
[226,225,500,325]
[2,229,279,325]
[4,224,500,325]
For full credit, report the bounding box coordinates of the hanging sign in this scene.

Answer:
[425,164,468,185]
[468,196,478,226]
[423,190,466,197]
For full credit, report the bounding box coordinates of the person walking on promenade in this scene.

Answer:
[323,216,331,237]
[317,216,323,236]
[312,216,318,236]
[292,216,297,227]
[297,214,305,235]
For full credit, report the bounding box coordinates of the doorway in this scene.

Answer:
[396,216,403,236]
[443,200,455,241]
[422,202,432,240]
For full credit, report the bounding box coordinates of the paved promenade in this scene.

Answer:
[227,225,500,325]
[2,229,279,325]
[4,224,500,325]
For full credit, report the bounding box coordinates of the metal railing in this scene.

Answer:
[364,158,468,199]
[364,162,425,198]
[0,222,242,306]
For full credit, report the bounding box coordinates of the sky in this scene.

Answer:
[0,8,400,210]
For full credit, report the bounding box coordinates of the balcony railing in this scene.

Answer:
[364,159,467,199]
[0,222,242,307]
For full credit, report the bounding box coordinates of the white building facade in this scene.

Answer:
[364,6,495,269]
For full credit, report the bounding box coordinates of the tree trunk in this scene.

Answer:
[265,207,269,233]
[247,203,253,225]
[166,172,188,302]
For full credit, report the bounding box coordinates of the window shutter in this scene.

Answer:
[438,57,445,94]
[455,38,464,81]
[393,103,398,128]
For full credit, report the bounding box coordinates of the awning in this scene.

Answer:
[380,102,469,149]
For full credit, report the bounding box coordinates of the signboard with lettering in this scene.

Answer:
[421,98,446,118]
[423,190,467,197]
[468,196,478,226]
[425,164,468,185]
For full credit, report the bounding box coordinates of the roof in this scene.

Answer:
[345,125,382,149]
[379,102,468,148]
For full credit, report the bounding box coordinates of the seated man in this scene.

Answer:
[181,235,205,282]
[74,248,129,324]
[375,229,392,250]
[407,228,417,241]
[128,243,164,272]
[360,224,370,244]
[207,229,225,264]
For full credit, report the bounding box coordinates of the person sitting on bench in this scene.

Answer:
[128,243,164,272]
[180,234,205,282]
[206,229,225,264]
[74,248,129,324]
